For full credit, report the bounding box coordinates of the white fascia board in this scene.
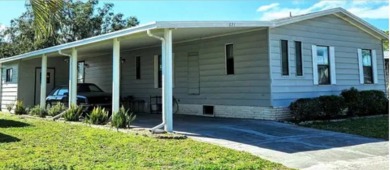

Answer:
[271,8,388,40]
[156,21,272,28]
[0,21,271,64]
[271,8,340,27]
[0,22,158,64]
[336,9,388,39]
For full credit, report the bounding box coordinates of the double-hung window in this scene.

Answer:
[316,46,330,85]
[358,49,377,84]
[362,49,373,84]
[312,45,336,85]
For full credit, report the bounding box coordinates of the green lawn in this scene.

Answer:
[0,114,289,170]
[304,116,389,140]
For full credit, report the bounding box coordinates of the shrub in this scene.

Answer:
[289,98,322,122]
[342,88,388,116]
[6,103,13,112]
[87,107,109,125]
[63,105,83,121]
[47,102,66,116]
[359,90,389,115]
[14,100,27,115]
[318,95,346,118]
[111,106,136,129]
[28,105,47,118]
[341,87,361,116]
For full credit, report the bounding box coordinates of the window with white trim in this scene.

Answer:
[358,49,377,84]
[312,45,336,85]
[317,46,330,85]
[362,49,373,84]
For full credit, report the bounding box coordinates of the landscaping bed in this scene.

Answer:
[0,113,290,169]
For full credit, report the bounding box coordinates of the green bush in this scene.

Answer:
[63,105,83,121]
[14,100,27,115]
[111,106,136,129]
[318,95,346,118]
[47,102,66,116]
[341,87,361,116]
[290,88,388,122]
[359,90,388,115]
[87,107,109,125]
[289,98,322,122]
[28,105,47,118]
[342,88,388,116]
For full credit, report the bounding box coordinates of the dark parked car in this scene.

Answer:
[46,83,112,112]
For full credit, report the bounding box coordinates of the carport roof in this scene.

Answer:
[0,7,387,64]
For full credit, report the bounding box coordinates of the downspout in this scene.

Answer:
[52,50,72,120]
[147,29,166,132]
[58,49,72,58]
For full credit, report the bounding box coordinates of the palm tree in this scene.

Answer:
[30,0,63,40]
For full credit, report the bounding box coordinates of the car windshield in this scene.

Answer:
[77,84,103,92]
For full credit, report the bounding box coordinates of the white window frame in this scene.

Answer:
[357,48,377,84]
[312,45,336,85]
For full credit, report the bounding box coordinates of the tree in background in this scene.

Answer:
[0,0,139,58]
[383,30,389,51]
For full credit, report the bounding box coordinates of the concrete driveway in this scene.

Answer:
[133,114,389,170]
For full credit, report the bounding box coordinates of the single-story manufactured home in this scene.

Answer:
[0,8,387,132]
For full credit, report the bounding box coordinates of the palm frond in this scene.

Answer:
[30,0,64,40]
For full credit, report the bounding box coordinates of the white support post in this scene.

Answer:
[69,48,78,106]
[163,29,173,132]
[40,54,47,108]
[68,53,72,107]
[112,38,120,114]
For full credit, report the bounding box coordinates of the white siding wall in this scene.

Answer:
[269,15,386,107]
[1,62,19,111]
[17,57,69,107]
[80,29,271,107]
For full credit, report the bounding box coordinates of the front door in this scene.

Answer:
[34,68,55,105]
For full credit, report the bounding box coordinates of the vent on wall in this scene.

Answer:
[203,105,214,115]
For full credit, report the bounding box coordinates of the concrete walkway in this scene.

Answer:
[133,114,389,170]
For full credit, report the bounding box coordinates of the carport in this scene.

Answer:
[0,21,268,132]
